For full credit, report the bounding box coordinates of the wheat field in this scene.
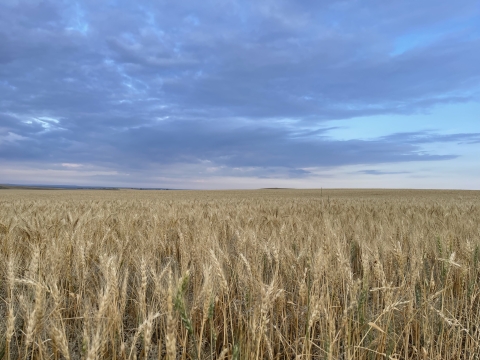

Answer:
[1,189,480,359]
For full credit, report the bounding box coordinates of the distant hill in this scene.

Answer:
[0,184,178,190]
[0,184,119,190]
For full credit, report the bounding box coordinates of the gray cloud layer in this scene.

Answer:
[1,0,479,182]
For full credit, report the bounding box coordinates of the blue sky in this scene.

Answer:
[0,0,479,189]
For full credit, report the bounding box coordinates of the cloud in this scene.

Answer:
[357,170,411,176]
[0,0,479,184]
[381,131,480,144]
[0,111,472,180]
[61,163,83,168]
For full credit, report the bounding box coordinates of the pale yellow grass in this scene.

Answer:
[0,189,479,359]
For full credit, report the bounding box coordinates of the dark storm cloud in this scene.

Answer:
[0,0,479,179]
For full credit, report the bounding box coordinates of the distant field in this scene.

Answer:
[1,189,479,359]
[2,187,480,200]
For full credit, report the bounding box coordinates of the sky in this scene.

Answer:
[0,0,479,189]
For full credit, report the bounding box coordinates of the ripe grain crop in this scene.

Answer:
[0,189,479,359]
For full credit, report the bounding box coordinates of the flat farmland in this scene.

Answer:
[1,189,480,359]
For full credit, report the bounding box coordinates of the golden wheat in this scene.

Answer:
[0,189,479,359]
